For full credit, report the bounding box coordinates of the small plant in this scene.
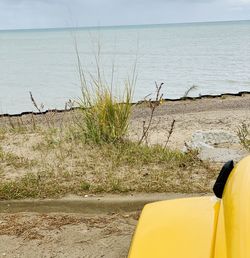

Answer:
[29,91,60,128]
[76,45,135,144]
[80,181,91,191]
[78,84,133,144]
[238,122,250,151]
[138,82,164,145]
[138,82,175,147]
[0,128,6,141]
[183,85,198,98]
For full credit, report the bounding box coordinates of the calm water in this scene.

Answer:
[1,21,250,114]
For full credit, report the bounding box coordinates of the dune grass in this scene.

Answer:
[0,125,217,200]
[78,82,133,144]
[76,47,135,144]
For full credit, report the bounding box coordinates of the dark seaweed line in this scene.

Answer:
[1,91,250,118]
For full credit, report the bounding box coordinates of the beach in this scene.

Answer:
[0,211,138,258]
[1,93,249,156]
[0,94,249,257]
[1,1,250,257]
[0,94,249,184]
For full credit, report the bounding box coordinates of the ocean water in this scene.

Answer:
[0,20,250,114]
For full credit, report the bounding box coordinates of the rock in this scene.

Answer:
[184,141,212,151]
[185,130,247,163]
[198,147,247,163]
[191,130,239,147]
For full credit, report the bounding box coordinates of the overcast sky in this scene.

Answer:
[0,0,250,30]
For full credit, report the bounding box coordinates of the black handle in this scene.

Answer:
[213,160,234,198]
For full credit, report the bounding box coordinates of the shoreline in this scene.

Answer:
[0,90,249,195]
[2,90,250,118]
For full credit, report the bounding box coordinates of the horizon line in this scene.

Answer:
[0,19,249,32]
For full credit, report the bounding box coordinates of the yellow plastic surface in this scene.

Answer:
[214,156,250,258]
[128,196,220,258]
[128,155,250,258]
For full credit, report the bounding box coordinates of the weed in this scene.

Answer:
[0,128,6,140]
[0,148,35,169]
[6,117,28,134]
[138,82,164,145]
[238,122,250,151]
[183,85,198,98]
[80,181,91,191]
[78,83,133,144]
[0,172,65,200]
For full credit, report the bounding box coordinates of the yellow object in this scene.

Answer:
[128,155,250,258]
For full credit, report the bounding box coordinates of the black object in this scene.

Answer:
[213,160,234,198]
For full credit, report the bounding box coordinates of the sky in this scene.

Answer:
[0,0,250,30]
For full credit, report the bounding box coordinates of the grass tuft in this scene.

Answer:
[78,84,133,144]
[238,122,250,151]
[75,44,135,144]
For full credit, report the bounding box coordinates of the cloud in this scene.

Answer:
[0,0,249,30]
[227,0,250,6]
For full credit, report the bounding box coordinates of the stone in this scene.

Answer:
[198,147,247,163]
[185,130,247,163]
[191,130,239,147]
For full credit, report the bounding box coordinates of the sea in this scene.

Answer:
[0,20,250,114]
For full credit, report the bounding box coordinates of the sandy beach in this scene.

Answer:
[130,94,250,148]
[1,4,250,257]
[0,211,138,258]
[1,94,250,257]
[2,93,250,151]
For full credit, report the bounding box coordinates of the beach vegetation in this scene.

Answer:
[238,122,250,151]
[75,43,135,144]
[0,44,218,200]
[183,85,198,98]
[78,81,133,144]
[0,146,36,169]
[0,124,217,200]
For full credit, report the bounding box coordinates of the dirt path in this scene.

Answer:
[0,212,138,258]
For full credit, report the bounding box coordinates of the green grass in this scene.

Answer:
[0,128,216,200]
[78,82,133,144]
[76,46,135,144]
[0,172,69,199]
[106,142,199,167]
